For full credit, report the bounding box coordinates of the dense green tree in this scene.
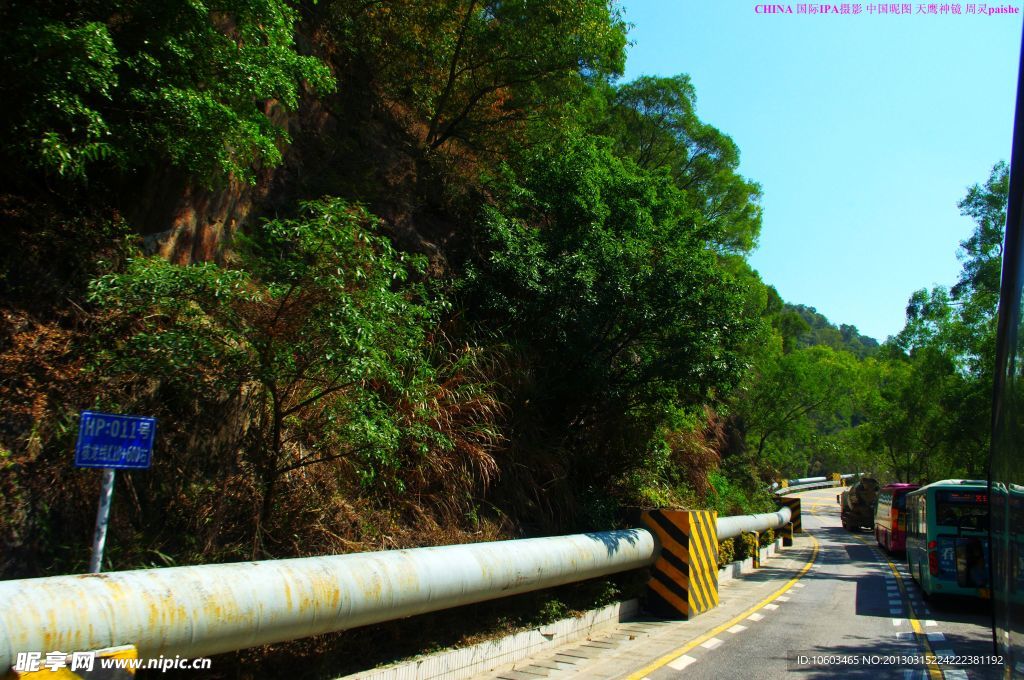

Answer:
[786,304,879,357]
[88,199,499,553]
[900,162,1007,361]
[736,344,862,476]
[884,161,1010,481]
[954,161,1009,306]
[593,75,763,256]
[333,0,626,154]
[465,133,758,495]
[860,347,975,481]
[764,287,812,354]
[0,0,333,183]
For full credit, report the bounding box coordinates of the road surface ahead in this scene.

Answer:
[487,486,1000,680]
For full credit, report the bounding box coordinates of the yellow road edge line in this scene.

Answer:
[852,535,943,680]
[624,533,820,680]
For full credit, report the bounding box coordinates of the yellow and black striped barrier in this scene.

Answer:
[778,496,802,533]
[640,509,719,620]
[781,521,794,547]
[744,531,761,568]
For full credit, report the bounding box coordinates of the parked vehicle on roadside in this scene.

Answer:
[839,477,880,531]
[875,483,920,553]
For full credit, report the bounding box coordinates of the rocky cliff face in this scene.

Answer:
[134,172,266,264]
[129,76,460,269]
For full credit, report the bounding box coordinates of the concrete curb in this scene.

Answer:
[339,539,786,679]
[338,599,641,680]
[717,538,784,583]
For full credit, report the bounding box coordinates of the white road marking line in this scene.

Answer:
[792,583,805,588]
[890,608,904,615]
[747,612,765,622]
[892,618,904,626]
[944,671,968,680]
[727,624,747,634]
[924,620,937,627]
[764,603,779,610]
[897,632,915,641]
[700,637,723,650]
[667,654,697,671]
[926,632,945,641]
[776,596,790,602]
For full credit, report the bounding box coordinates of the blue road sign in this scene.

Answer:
[74,411,156,469]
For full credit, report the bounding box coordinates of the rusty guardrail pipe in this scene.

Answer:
[0,484,826,670]
[0,530,657,669]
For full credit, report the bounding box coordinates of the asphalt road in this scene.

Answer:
[656,487,1001,680]
[488,486,1002,680]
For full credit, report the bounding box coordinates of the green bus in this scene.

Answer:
[905,480,991,599]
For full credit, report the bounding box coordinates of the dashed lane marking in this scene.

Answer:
[700,637,723,650]
[855,535,943,680]
[667,654,696,671]
[726,624,747,634]
[747,613,764,622]
[623,534,820,680]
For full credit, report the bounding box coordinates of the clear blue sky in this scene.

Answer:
[619,1,1021,341]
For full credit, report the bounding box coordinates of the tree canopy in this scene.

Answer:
[0,0,333,183]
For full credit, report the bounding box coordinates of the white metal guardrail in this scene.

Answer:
[783,480,842,492]
[0,500,809,670]
[770,472,859,492]
[788,476,827,485]
[717,506,792,540]
[0,532,656,670]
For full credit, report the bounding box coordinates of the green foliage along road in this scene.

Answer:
[0,2,1007,674]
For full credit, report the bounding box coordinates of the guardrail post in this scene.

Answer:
[742,531,761,568]
[640,509,718,620]
[778,496,801,533]
[781,521,794,547]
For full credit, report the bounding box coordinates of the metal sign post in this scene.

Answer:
[89,468,117,573]
[74,411,156,573]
